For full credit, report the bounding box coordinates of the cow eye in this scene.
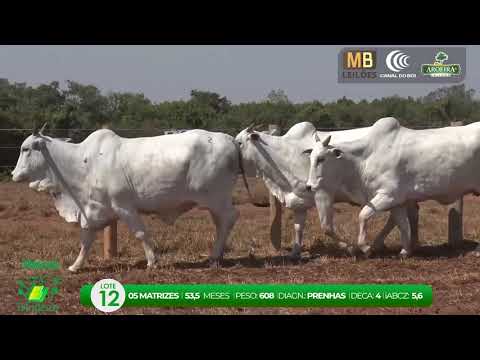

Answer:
[22,148,29,152]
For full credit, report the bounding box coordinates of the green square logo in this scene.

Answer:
[28,285,49,303]
[16,265,62,313]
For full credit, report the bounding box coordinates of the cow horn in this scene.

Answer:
[39,122,48,135]
[314,131,320,142]
[246,121,257,133]
[322,135,332,147]
[32,121,38,136]
[253,123,265,131]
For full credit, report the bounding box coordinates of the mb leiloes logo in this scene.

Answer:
[341,50,377,80]
[422,51,461,77]
[386,50,410,72]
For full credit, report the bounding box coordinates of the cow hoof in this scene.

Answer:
[346,246,371,259]
[147,263,158,270]
[360,245,373,258]
[68,265,79,273]
[287,251,301,261]
[147,257,159,268]
[288,243,302,260]
[347,246,357,257]
[209,259,221,269]
[347,246,364,257]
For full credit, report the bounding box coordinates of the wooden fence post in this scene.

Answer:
[448,121,464,249]
[104,220,118,260]
[268,124,282,250]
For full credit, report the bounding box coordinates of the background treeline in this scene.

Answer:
[1,78,479,136]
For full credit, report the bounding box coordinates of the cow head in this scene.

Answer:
[235,122,265,177]
[302,133,344,192]
[11,123,51,186]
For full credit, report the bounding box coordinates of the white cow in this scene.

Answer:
[254,127,281,178]
[12,124,239,271]
[304,117,480,256]
[236,121,418,258]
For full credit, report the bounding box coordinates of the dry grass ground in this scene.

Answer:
[1,179,480,315]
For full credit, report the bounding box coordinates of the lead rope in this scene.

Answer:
[237,145,268,207]
[238,147,254,203]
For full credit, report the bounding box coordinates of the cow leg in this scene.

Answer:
[407,202,419,251]
[358,193,396,256]
[372,212,396,253]
[116,209,157,268]
[372,202,419,254]
[314,191,348,250]
[208,203,238,266]
[68,228,96,272]
[289,210,307,259]
[391,206,413,258]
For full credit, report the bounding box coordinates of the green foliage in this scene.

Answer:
[0,168,13,182]
[190,89,231,113]
[267,89,290,104]
[0,79,478,135]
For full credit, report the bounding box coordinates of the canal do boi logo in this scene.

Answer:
[385,50,411,73]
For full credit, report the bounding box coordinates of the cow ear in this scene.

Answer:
[31,138,46,151]
[249,133,260,141]
[332,148,343,159]
[302,148,313,156]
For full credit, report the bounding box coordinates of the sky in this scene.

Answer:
[0,45,478,104]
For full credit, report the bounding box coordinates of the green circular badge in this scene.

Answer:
[90,279,126,313]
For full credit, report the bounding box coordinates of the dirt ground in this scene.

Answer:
[1,179,480,315]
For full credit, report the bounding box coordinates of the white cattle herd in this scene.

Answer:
[10,118,479,271]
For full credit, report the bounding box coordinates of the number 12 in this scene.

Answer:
[100,290,120,307]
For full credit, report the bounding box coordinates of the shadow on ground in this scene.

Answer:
[173,240,480,269]
[412,239,479,259]
[78,240,480,273]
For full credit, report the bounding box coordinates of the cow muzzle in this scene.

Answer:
[11,170,26,183]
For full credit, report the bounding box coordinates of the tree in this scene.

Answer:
[266,89,290,104]
[435,51,448,63]
[423,85,475,124]
[190,90,231,113]
[61,80,109,128]
[0,77,479,135]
